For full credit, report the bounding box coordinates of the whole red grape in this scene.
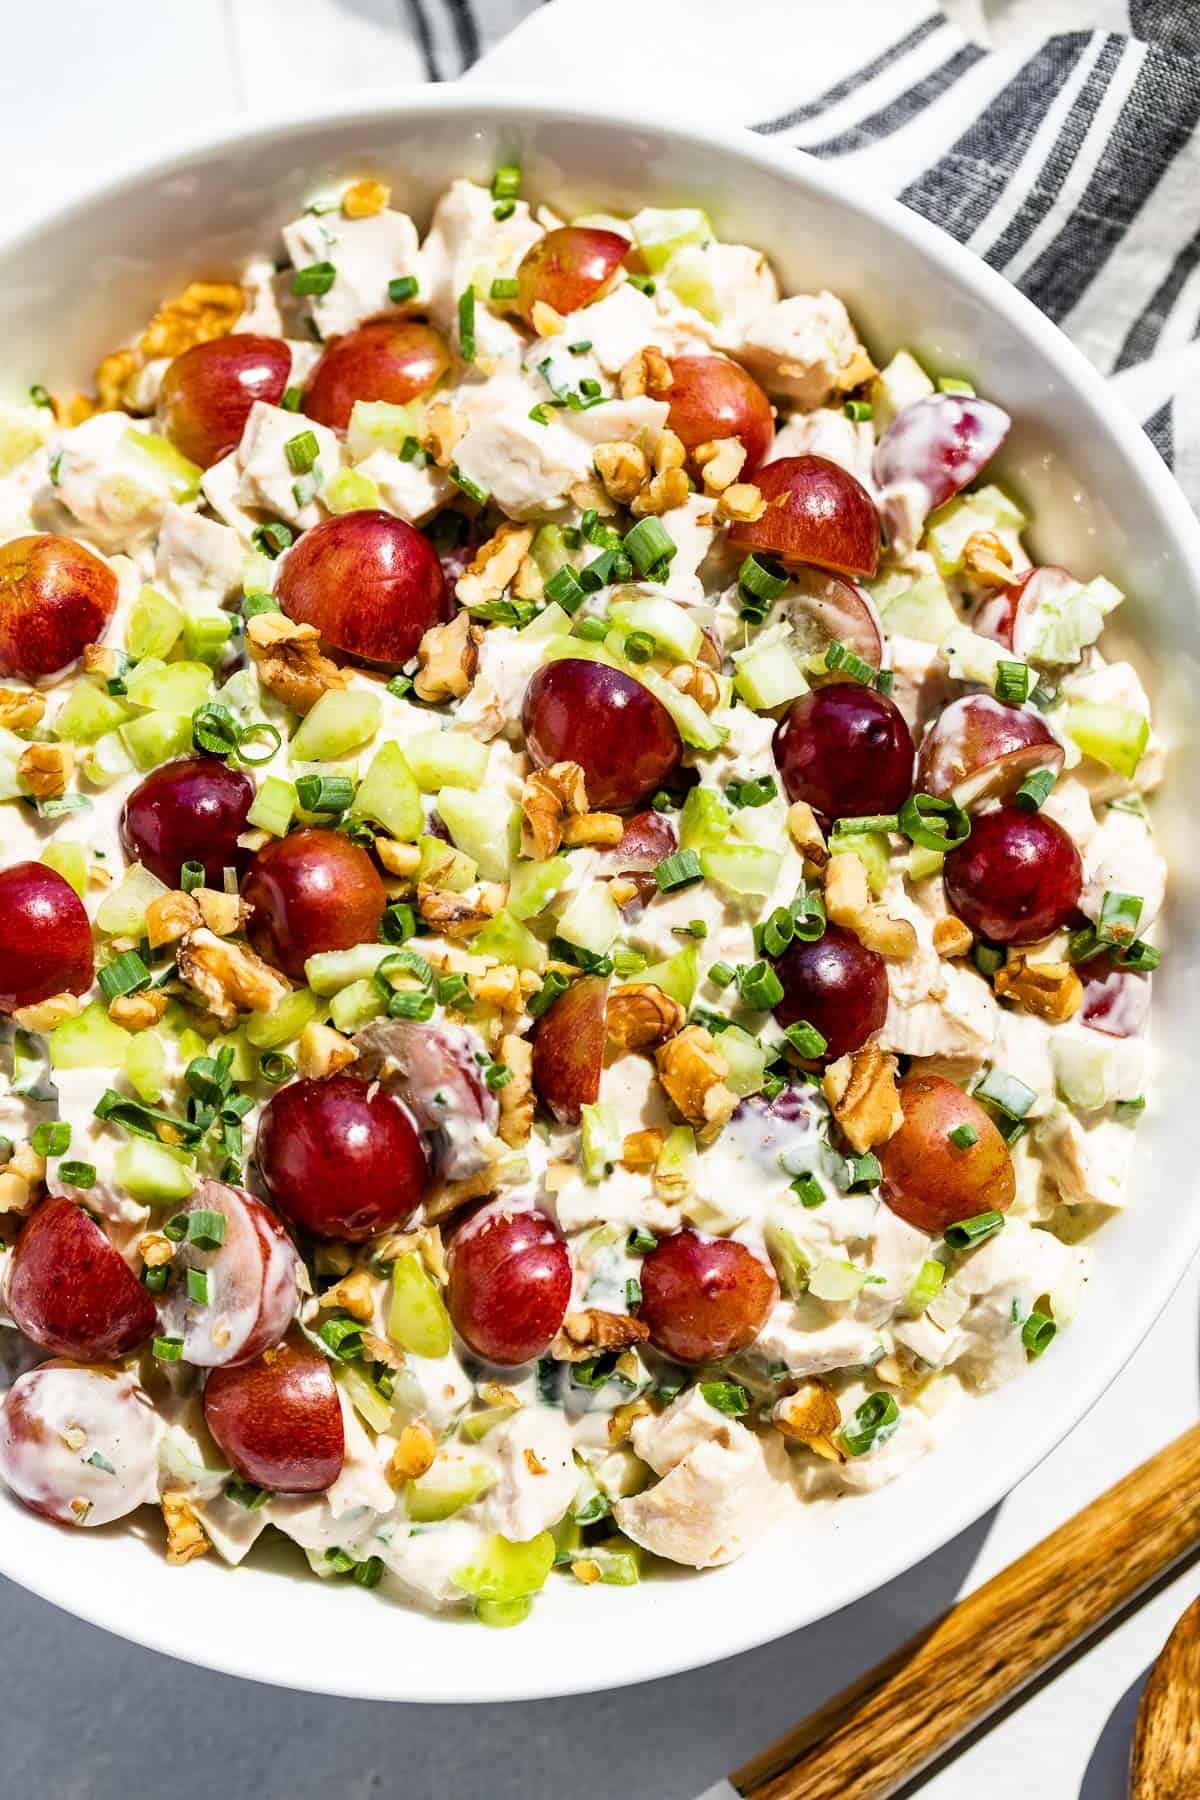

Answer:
[0,863,93,1014]
[774,683,914,822]
[160,334,292,467]
[304,319,451,431]
[447,1203,572,1365]
[275,510,450,670]
[256,1075,428,1240]
[203,1332,344,1492]
[772,924,888,1061]
[639,1230,776,1364]
[242,827,386,979]
[522,660,681,810]
[0,534,118,681]
[515,228,628,323]
[943,805,1082,945]
[666,356,774,474]
[120,755,254,889]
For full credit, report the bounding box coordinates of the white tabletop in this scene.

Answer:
[5,6,1196,1794]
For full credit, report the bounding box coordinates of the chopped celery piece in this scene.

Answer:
[324,467,380,514]
[54,677,133,744]
[346,399,422,462]
[122,427,202,501]
[48,1003,130,1069]
[121,710,193,770]
[403,729,490,793]
[243,987,321,1048]
[40,841,86,898]
[82,727,136,788]
[127,586,183,661]
[830,831,890,896]
[472,908,546,972]
[508,855,570,920]
[925,486,1025,577]
[209,1028,256,1083]
[451,1531,556,1602]
[519,601,571,642]
[125,1030,166,1103]
[531,523,576,581]
[461,1402,521,1443]
[336,1364,393,1435]
[581,1102,623,1182]
[389,1252,452,1359]
[1050,1035,1138,1111]
[878,574,959,644]
[114,1138,195,1203]
[580,1539,642,1586]
[407,1458,497,1523]
[629,206,713,274]
[700,844,782,898]
[183,612,234,666]
[679,786,734,853]
[637,942,698,1007]
[764,1218,810,1299]
[717,1024,768,1098]
[304,943,393,995]
[731,624,809,710]
[290,689,381,762]
[664,244,721,323]
[435,787,519,882]
[1063,700,1148,779]
[0,403,52,476]
[907,843,945,882]
[939,625,1006,689]
[350,742,422,840]
[808,1257,868,1303]
[1022,576,1122,666]
[246,775,296,838]
[476,1597,532,1628]
[329,977,386,1033]
[124,658,213,716]
[556,882,621,957]
[906,1258,946,1313]
[95,862,168,937]
[634,660,728,751]
[417,834,477,892]
[610,596,702,664]
[655,1125,697,1202]
[869,349,935,433]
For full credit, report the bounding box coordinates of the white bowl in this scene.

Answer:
[3,89,1198,1704]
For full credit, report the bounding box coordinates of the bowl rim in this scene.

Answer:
[3,82,1200,1704]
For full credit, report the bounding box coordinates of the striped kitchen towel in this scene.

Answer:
[463,0,1200,506]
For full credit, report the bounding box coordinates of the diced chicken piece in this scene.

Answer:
[481,1407,578,1541]
[751,1300,883,1378]
[236,257,289,337]
[559,393,670,454]
[988,1007,1057,1117]
[630,1385,741,1474]
[190,1488,273,1566]
[49,413,177,554]
[450,372,595,517]
[832,1400,936,1493]
[155,504,244,609]
[454,622,546,741]
[204,401,340,535]
[888,632,955,735]
[1060,658,1164,800]
[282,206,424,339]
[700,701,777,790]
[557,285,670,374]
[648,492,719,604]
[1034,1104,1137,1210]
[1080,803,1165,932]
[355,448,452,525]
[703,245,781,354]
[421,179,542,364]
[768,408,875,495]
[735,292,867,409]
[616,1391,791,1568]
[385,1518,488,1610]
[878,881,997,1064]
[47,1068,149,1226]
[1039,774,1097,851]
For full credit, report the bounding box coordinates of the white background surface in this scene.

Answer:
[3,4,1198,1795]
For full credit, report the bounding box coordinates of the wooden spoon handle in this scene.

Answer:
[731,1422,1200,1800]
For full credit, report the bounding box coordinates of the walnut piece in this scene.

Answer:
[18,742,72,799]
[824,852,916,957]
[773,1381,844,1462]
[618,346,673,400]
[12,991,81,1034]
[994,954,1084,1024]
[94,347,143,413]
[296,1021,359,1080]
[422,402,464,468]
[593,442,649,506]
[607,982,686,1053]
[138,1232,174,1269]
[631,466,689,517]
[655,1024,737,1143]
[108,990,167,1031]
[531,301,565,337]
[621,1129,664,1170]
[139,282,244,359]
[786,801,829,869]
[551,1309,650,1362]
[146,890,203,949]
[388,1422,437,1485]
[694,438,747,494]
[195,888,252,938]
[521,759,589,859]
[176,928,291,1027]
[375,838,420,877]
[414,611,481,703]
[822,1045,904,1154]
[559,811,624,848]
[317,1269,375,1323]
[161,1490,211,1566]
[0,687,45,730]
[716,482,765,524]
[961,530,1014,586]
[496,1032,534,1148]
[607,1397,653,1446]
[932,916,973,959]
[666,662,721,713]
[455,521,535,610]
[342,178,390,219]
[417,880,506,938]
[246,611,347,715]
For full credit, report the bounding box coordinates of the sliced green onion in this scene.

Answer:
[1015,767,1057,811]
[790,1173,824,1208]
[698,1381,750,1417]
[736,960,784,1011]
[292,262,337,296]
[153,1336,184,1362]
[32,1120,71,1157]
[251,521,294,558]
[627,273,656,296]
[458,287,476,362]
[845,1152,882,1191]
[898,791,971,852]
[994,659,1031,705]
[296,773,355,814]
[58,1159,96,1188]
[1119,940,1160,973]
[1099,889,1143,946]
[141,1264,169,1294]
[436,972,471,1007]
[654,850,703,893]
[354,1555,384,1588]
[528,969,570,1018]
[973,940,1004,976]
[623,517,676,576]
[388,274,418,304]
[242,590,280,621]
[235,721,282,767]
[708,960,735,988]
[448,463,489,506]
[824,640,875,684]
[948,1123,979,1150]
[624,630,656,664]
[842,1392,899,1458]
[782,1020,827,1059]
[832,813,899,836]
[1022,1310,1056,1360]
[259,1052,296,1085]
[29,383,52,408]
[187,1267,210,1305]
[192,702,240,757]
[493,199,516,222]
[187,1210,227,1251]
[874,669,895,698]
[489,277,520,300]
[843,399,873,421]
[381,902,416,945]
[627,1227,657,1255]
[943,1210,1005,1249]
[544,565,586,614]
[284,429,320,474]
[974,1066,1036,1121]
[98,950,151,1002]
[180,860,205,894]
[484,1061,513,1091]
[280,386,304,413]
[907,1258,945,1310]
[225,1476,271,1510]
[492,164,522,200]
[319,1316,364,1361]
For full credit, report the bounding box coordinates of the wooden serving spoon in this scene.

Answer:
[1130,1592,1200,1799]
[715,1422,1200,1800]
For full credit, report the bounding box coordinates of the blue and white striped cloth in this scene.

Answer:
[457,0,1200,505]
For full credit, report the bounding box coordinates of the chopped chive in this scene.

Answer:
[1015,767,1057,811]
[493,199,516,222]
[141,1264,169,1294]
[153,1336,184,1362]
[259,1052,296,1085]
[824,639,875,684]
[292,261,337,296]
[528,970,570,1018]
[699,1381,750,1417]
[296,773,355,814]
[187,1210,227,1251]
[948,1123,979,1150]
[280,385,304,413]
[489,277,519,300]
[944,1210,1005,1249]
[492,164,522,201]
[436,972,471,1007]
[448,463,489,506]
[98,950,151,1002]
[994,659,1031,705]
[180,860,205,893]
[354,1556,384,1588]
[708,961,735,988]
[624,630,656,664]
[284,429,320,474]
[458,287,476,363]
[898,791,971,852]
[187,1267,210,1305]
[388,274,418,304]
[654,850,703,893]
[29,383,52,408]
[844,399,873,421]
[627,1227,657,1255]
[568,339,592,354]
[251,521,294,558]
[1022,1310,1056,1360]
[832,813,899,836]
[623,517,676,576]
[544,565,586,614]
[58,1160,96,1189]
[782,1020,827,1059]
[736,960,784,1011]
[32,1120,71,1158]
[790,1173,824,1208]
